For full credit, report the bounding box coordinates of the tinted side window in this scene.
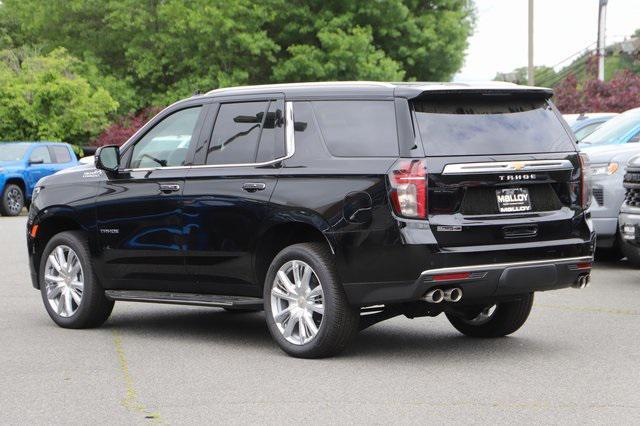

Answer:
[130,106,202,168]
[207,101,269,165]
[51,146,72,163]
[312,101,399,157]
[256,100,285,163]
[30,146,52,164]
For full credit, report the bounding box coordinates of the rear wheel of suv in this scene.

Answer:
[263,243,359,358]
[39,231,114,328]
[445,293,534,338]
[0,184,24,216]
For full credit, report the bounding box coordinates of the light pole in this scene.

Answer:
[597,0,608,81]
[528,0,534,85]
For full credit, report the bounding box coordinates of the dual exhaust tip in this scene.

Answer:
[423,288,462,304]
[572,274,591,289]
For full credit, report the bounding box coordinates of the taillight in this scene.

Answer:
[388,159,427,219]
[579,153,592,210]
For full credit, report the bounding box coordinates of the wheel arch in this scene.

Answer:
[31,210,86,288]
[4,177,27,197]
[253,220,336,290]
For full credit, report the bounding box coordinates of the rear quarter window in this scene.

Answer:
[312,100,399,157]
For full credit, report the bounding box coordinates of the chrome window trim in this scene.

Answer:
[123,101,295,172]
[442,159,574,175]
[420,256,592,277]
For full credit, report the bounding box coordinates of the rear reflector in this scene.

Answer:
[433,272,471,282]
[574,262,592,270]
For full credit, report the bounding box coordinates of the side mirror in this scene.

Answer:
[95,145,121,173]
[628,135,640,143]
[29,158,44,165]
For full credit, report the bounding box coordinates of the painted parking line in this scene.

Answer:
[112,330,164,424]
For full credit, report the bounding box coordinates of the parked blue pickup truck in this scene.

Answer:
[0,142,78,216]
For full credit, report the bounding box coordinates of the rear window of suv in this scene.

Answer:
[412,95,575,156]
[312,101,399,157]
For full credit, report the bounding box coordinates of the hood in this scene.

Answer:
[0,160,22,169]
[580,143,640,163]
[55,163,93,175]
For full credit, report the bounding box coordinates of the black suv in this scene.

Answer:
[27,82,595,358]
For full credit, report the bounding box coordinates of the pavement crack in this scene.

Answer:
[112,330,165,424]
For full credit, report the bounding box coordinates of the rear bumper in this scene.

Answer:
[343,255,593,306]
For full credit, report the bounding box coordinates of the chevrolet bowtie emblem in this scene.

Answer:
[511,162,525,171]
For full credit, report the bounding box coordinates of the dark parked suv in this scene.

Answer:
[27,82,595,358]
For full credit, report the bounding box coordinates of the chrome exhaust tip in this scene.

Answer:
[572,274,590,289]
[443,288,463,303]
[423,289,444,304]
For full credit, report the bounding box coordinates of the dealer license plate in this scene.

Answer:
[496,187,532,213]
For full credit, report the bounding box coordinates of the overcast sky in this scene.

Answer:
[455,0,640,81]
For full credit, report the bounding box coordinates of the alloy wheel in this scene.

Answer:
[44,245,84,318]
[6,187,23,214]
[270,260,324,345]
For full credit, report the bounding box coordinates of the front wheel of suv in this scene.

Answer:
[263,243,359,358]
[39,231,114,328]
[445,293,534,338]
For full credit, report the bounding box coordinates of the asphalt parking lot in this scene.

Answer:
[1,215,639,425]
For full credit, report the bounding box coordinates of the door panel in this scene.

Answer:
[95,169,187,291]
[183,168,277,295]
[182,96,285,296]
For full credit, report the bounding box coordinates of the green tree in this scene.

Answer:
[0,0,475,108]
[0,47,118,145]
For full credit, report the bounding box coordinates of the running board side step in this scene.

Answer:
[104,290,263,309]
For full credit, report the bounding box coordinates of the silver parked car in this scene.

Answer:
[580,108,640,259]
[564,112,618,142]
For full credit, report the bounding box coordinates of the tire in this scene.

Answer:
[39,231,114,328]
[621,239,640,267]
[446,293,534,338]
[0,184,25,216]
[595,247,623,262]
[263,242,359,358]
[595,234,623,262]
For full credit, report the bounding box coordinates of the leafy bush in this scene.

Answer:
[554,70,640,113]
[93,107,162,147]
[0,47,118,145]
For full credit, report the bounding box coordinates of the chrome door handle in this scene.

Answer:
[159,184,181,193]
[242,182,266,192]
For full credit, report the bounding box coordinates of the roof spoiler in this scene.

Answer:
[396,87,554,100]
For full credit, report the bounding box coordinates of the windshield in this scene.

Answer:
[0,143,30,162]
[413,96,575,156]
[581,109,640,146]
